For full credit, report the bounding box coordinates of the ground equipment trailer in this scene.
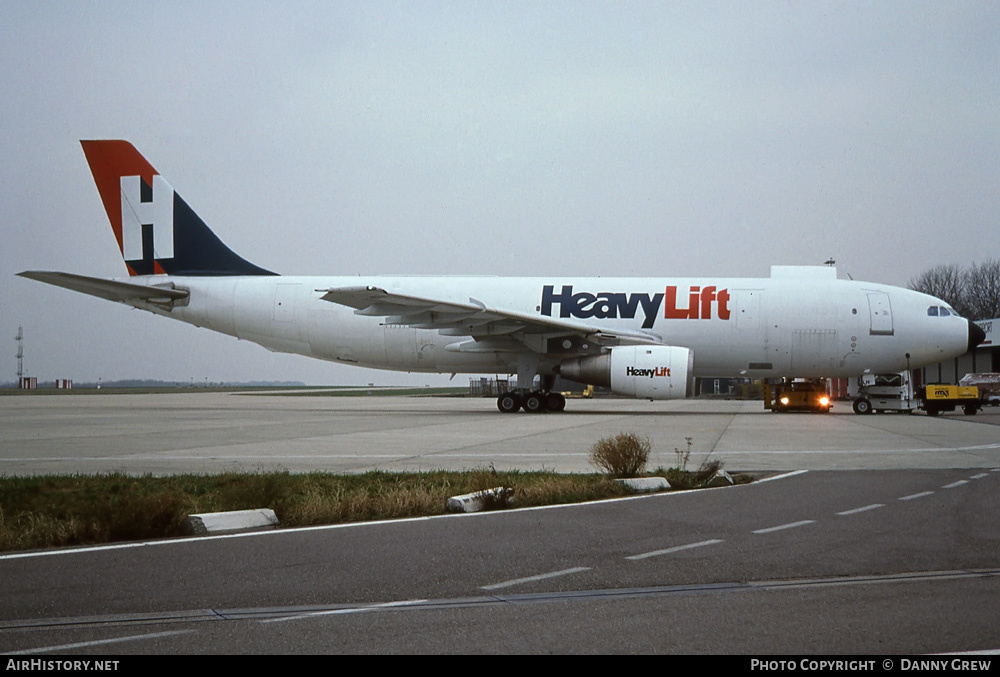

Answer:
[959,373,1000,407]
[917,384,981,416]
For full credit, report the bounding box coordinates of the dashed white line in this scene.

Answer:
[836,504,885,516]
[899,491,934,501]
[969,473,989,480]
[626,539,724,561]
[753,520,815,534]
[942,480,969,489]
[480,567,592,591]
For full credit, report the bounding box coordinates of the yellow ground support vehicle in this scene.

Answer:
[561,384,595,398]
[917,384,981,416]
[765,379,831,413]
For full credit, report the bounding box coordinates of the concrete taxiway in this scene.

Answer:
[2,392,998,475]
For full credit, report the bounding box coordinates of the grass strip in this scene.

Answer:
[0,468,749,552]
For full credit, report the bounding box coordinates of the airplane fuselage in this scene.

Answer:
[134,271,970,381]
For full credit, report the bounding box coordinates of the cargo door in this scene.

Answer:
[867,293,894,336]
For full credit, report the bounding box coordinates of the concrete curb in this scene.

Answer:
[613,477,671,492]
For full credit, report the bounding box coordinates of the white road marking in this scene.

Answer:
[8,630,193,655]
[899,491,935,501]
[262,599,428,623]
[718,442,1000,455]
[942,480,969,489]
[626,539,724,561]
[755,470,809,483]
[836,504,885,516]
[753,520,815,534]
[480,567,592,591]
[969,473,989,479]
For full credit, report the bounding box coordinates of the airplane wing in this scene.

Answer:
[317,285,664,354]
[18,271,189,305]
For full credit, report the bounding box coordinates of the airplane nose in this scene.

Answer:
[968,320,986,352]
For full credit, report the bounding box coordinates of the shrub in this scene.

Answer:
[589,432,651,478]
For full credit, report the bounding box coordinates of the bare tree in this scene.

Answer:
[908,264,972,317]
[965,259,1000,321]
[909,260,1000,320]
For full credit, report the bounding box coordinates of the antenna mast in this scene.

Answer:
[15,325,24,380]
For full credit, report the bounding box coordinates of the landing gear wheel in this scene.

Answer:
[852,398,872,415]
[523,392,545,413]
[497,392,521,413]
[544,392,567,412]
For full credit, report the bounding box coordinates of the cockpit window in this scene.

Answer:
[927,306,939,316]
[940,307,951,316]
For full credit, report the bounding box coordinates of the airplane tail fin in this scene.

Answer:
[80,140,275,277]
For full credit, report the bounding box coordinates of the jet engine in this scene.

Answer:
[557,345,694,399]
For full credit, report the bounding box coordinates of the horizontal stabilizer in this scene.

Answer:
[18,271,189,304]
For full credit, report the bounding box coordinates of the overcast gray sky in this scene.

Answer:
[2,1,998,385]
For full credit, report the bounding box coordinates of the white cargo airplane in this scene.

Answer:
[20,141,984,413]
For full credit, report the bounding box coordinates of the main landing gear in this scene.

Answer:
[497,390,567,413]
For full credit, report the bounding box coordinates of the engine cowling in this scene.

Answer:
[557,345,694,399]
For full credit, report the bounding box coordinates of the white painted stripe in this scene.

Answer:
[480,567,591,591]
[936,649,1000,655]
[626,539,723,561]
[899,491,935,501]
[0,453,590,462]
[8,630,193,655]
[943,480,969,489]
[969,473,989,479]
[836,504,885,516]
[9,442,1000,464]
[755,470,809,483]
[714,443,1000,455]
[262,599,428,624]
[753,520,815,534]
